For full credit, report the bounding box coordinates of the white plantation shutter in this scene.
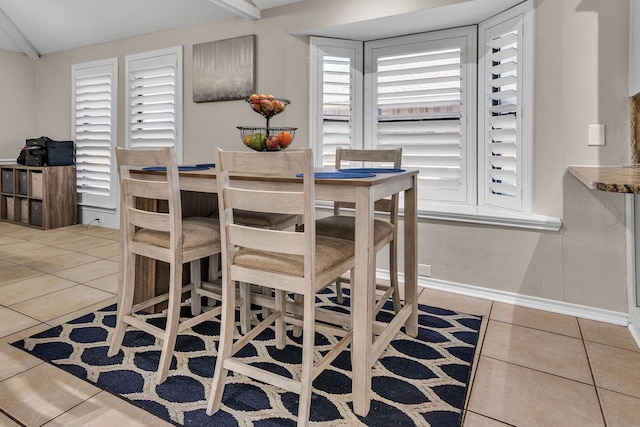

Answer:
[72,58,118,209]
[310,38,362,167]
[479,4,531,212]
[365,28,477,205]
[125,47,183,161]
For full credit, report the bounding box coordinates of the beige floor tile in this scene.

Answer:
[463,411,513,426]
[0,265,42,286]
[53,235,115,252]
[598,388,640,427]
[0,363,99,426]
[586,341,640,399]
[82,241,119,259]
[76,225,120,240]
[579,318,639,352]
[0,342,42,381]
[481,320,592,384]
[85,273,118,294]
[0,308,40,338]
[42,391,173,427]
[490,302,581,338]
[0,412,21,426]
[10,285,114,322]
[0,246,74,265]
[0,275,77,306]
[0,240,47,258]
[31,231,81,247]
[23,252,101,273]
[418,287,493,317]
[0,235,22,246]
[51,259,119,283]
[467,357,604,427]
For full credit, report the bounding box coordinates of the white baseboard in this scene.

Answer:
[79,206,119,229]
[378,269,629,326]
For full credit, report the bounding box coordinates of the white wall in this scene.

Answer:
[0,50,36,160]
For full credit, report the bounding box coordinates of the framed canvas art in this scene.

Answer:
[193,34,256,102]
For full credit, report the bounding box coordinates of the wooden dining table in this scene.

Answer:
[130,165,419,417]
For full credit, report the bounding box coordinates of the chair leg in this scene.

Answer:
[274,289,286,350]
[297,290,315,426]
[191,259,202,316]
[335,277,344,304]
[156,262,182,383]
[238,281,250,334]
[206,272,237,415]
[108,252,136,357]
[389,239,401,313]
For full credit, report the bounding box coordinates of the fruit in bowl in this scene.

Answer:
[247,94,290,119]
[237,126,296,151]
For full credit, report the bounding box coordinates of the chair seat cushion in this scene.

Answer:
[234,236,354,277]
[233,209,298,229]
[133,217,220,249]
[302,215,394,245]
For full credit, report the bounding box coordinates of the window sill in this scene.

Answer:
[418,203,562,231]
[316,201,562,232]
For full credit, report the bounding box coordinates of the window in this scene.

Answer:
[72,58,118,209]
[310,1,557,230]
[125,46,183,162]
[365,28,477,205]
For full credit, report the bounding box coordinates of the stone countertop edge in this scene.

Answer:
[568,165,640,194]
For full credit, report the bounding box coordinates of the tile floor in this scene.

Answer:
[0,222,639,426]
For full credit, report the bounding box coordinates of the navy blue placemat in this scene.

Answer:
[339,168,405,173]
[196,163,215,168]
[296,171,376,179]
[142,165,210,172]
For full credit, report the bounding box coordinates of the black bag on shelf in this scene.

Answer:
[22,136,75,166]
[47,140,75,166]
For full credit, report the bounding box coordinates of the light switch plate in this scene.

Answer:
[588,124,605,146]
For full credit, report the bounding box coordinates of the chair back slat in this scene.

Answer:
[225,187,305,215]
[334,147,402,218]
[228,225,306,255]
[127,208,171,232]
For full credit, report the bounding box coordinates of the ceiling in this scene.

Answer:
[0,0,524,60]
[0,0,301,59]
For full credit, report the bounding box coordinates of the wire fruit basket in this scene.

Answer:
[239,95,296,151]
[238,126,296,151]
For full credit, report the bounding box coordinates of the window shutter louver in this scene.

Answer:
[125,47,183,160]
[72,59,118,209]
[480,14,525,211]
[366,30,476,205]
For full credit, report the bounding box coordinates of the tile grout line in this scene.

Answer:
[578,318,609,426]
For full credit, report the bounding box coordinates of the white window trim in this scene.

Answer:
[124,46,183,163]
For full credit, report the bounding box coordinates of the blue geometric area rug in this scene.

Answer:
[11,293,481,426]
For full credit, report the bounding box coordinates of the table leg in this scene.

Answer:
[404,174,418,337]
[351,186,375,416]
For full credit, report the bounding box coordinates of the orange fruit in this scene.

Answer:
[278,131,292,148]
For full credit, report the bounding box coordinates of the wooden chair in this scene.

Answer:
[207,148,355,426]
[310,147,403,314]
[108,147,224,383]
